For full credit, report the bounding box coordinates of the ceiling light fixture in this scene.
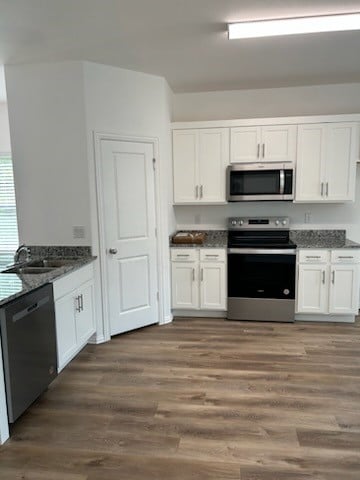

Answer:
[228,13,360,39]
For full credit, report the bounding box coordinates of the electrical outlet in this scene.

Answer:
[304,212,311,224]
[73,226,85,239]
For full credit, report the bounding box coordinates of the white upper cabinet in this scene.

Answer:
[173,128,229,204]
[295,122,358,203]
[173,129,198,203]
[230,125,296,164]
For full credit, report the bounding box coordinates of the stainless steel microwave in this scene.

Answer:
[227,163,294,202]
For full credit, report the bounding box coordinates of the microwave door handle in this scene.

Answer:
[279,170,285,195]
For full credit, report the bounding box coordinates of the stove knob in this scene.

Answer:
[231,220,237,226]
[282,220,287,226]
[275,220,280,226]
[239,220,244,226]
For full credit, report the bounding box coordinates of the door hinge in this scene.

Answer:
[157,291,159,302]
[152,158,156,170]
[155,227,157,237]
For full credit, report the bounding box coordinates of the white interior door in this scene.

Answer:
[100,139,159,336]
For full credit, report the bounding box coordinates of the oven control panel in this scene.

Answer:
[229,217,290,230]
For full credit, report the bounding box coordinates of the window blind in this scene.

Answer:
[0,154,19,269]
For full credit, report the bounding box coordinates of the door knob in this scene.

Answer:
[109,248,118,255]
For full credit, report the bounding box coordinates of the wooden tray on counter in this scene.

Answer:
[172,232,207,245]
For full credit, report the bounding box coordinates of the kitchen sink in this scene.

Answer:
[27,258,75,268]
[2,266,55,274]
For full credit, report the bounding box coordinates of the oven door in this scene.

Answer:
[227,164,294,201]
[228,248,296,299]
[227,248,296,322]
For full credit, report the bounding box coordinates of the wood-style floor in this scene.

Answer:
[1,317,360,479]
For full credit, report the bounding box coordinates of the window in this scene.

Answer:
[0,154,19,269]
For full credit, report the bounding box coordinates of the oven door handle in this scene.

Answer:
[279,169,285,195]
[228,248,297,255]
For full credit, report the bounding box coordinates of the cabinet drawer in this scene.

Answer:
[331,250,360,264]
[298,250,329,264]
[53,263,94,300]
[171,248,197,262]
[200,249,226,263]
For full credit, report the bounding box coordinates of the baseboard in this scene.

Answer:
[88,333,107,344]
[172,309,227,318]
[159,313,173,325]
[295,314,355,323]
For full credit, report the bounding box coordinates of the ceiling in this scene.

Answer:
[0,0,360,94]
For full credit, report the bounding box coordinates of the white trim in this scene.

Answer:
[93,132,167,340]
[172,309,227,318]
[172,113,360,130]
[295,314,355,323]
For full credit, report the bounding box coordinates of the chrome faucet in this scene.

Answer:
[14,245,31,264]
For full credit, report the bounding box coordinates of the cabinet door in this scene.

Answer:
[200,263,226,310]
[261,125,296,163]
[76,280,96,347]
[230,127,261,163]
[325,123,358,202]
[173,130,198,203]
[297,264,328,313]
[295,124,326,202]
[171,262,198,309]
[329,265,359,314]
[54,294,77,372]
[198,128,229,203]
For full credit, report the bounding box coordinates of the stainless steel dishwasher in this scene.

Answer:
[0,284,57,423]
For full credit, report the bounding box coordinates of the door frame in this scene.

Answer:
[93,132,166,341]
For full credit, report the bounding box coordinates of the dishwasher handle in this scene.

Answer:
[12,295,50,323]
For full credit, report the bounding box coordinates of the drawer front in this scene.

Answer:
[331,250,360,264]
[200,249,226,263]
[171,248,198,262]
[298,249,329,264]
[53,263,94,300]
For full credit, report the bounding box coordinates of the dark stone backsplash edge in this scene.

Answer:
[27,246,92,258]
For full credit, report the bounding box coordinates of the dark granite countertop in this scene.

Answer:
[170,229,360,250]
[170,230,227,249]
[0,256,96,307]
[290,230,360,249]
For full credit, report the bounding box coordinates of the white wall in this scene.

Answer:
[83,62,173,332]
[172,83,360,242]
[0,102,11,152]
[172,83,360,122]
[5,62,91,246]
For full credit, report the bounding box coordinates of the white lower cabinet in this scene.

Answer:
[171,248,226,311]
[53,263,96,372]
[297,250,360,316]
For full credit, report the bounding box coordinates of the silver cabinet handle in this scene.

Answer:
[200,268,204,281]
[75,296,81,313]
[257,144,260,158]
[321,182,324,196]
[322,270,325,284]
[200,185,203,199]
[109,248,118,255]
[306,256,321,259]
[338,256,354,259]
[326,182,329,196]
[176,254,190,258]
[195,185,199,199]
[332,270,335,284]
[262,143,265,158]
[192,268,195,281]
[80,294,84,312]
[205,254,219,258]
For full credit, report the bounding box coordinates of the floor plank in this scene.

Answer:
[0,316,360,479]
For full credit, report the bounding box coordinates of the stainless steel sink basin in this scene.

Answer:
[3,266,55,274]
[27,258,75,268]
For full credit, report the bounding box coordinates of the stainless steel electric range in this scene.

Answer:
[227,217,297,323]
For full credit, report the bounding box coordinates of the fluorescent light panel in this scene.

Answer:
[228,13,360,39]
